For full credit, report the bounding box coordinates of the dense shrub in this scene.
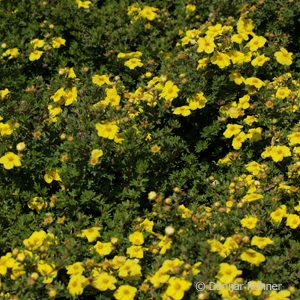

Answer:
[0,0,299,299]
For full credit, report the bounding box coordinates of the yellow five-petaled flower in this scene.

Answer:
[0,152,21,169]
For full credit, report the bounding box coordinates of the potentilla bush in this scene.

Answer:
[0,0,299,299]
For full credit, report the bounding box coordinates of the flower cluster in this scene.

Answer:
[0,0,299,299]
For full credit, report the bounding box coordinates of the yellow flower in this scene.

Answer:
[238,95,250,110]
[93,241,113,256]
[267,290,291,300]
[243,115,257,126]
[104,87,120,106]
[178,204,192,219]
[248,281,265,296]
[160,258,184,273]
[91,149,103,159]
[242,193,263,202]
[0,152,21,169]
[240,249,265,266]
[92,74,111,86]
[206,24,223,37]
[186,4,196,11]
[37,260,57,283]
[229,72,244,85]
[66,67,76,78]
[244,77,265,89]
[124,58,143,69]
[231,33,249,44]
[92,272,117,291]
[293,146,300,155]
[76,0,91,9]
[114,285,137,300]
[246,35,266,51]
[232,131,247,150]
[126,245,144,258]
[23,230,47,250]
[51,87,65,102]
[274,48,293,65]
[294,202,300,212]
[223,101,243,118]
[243,51,253,62]
[187,92,207,110]
[118,259,142,278]
[114,133,125,144]
[66,262,85,276]
[210,51,231,69]
[207,239,229,258]
[63,86,77,106]
[82,227,101,242]
[150,269,170,287]
[197,35,215,54]
[286,214,300,229]
[45,232,58,246]
[0,253,16,276]
[117,51,142,59]
[173,105,191,116]
[276,87,291,99]
[28,197,46,213]
[44,169,62,184]
[241,216,258,229]
[196,57,209,69]
[158,236,172,254]
[49,289,56,298]
[160,81,179,102]
[251,54,270,67]
[216,263,242,283]
[140,6,158,20]
[270,205,287,223]
[10,261,25,280]
[48,105,62,118]
[247,127,262,142]
[251,236,274,249]
[67,275,87,296]
[237,18,254,35]
[223,237,238,251]
[30,39,45,49]
[0,88,10,100]
[140,218,154,232]
[110,255,126,269]
[269,145,291,162]
[51,37,66,48]
[223,124,243,138]
[3,48,19,59]
[95,122,119,140]
[287,132,300,146]
[165,277,192,300]
[129,231,144,245]
[229,50,245,64]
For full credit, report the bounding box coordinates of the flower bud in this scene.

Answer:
[111,237,118,244]
[165,198,172,204]
[198,292,208,299]
[165,226,175,236]
[16,142,26,151]
[31,272,39,280]
[173,187,181,193]
[242,236,250,243]
[213,202,220,208]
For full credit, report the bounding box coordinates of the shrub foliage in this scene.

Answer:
[0,0,299,299]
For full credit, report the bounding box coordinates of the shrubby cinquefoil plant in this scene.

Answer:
[0,0,299,299]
